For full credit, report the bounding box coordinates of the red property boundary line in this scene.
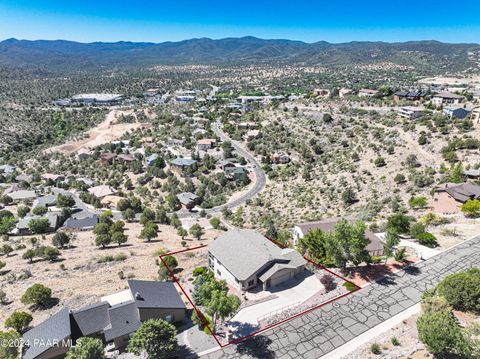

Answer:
[159,238,361,348]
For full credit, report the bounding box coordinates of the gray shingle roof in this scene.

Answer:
[445,183,480,203]
[170,158,197,167]
[22,308,71,359]
[128,280,186,310]
[62,215,99,230]
[104,301,141,342]
[32,194,58,209]
[71,302,110,337]
[17,214,59,231]
[208,229,306,281]
[176,192,199,205]
[8,190,37,201]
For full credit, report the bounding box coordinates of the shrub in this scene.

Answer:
[0,330,20,359]
[343,282,357,292]
[319,274,336,292]
[409,222,426,238]
[127,319,178,359]
[391,337,400,346]
[52,232,70,249]
[65,337,104,359]
[408,196,427,209]
[5,311,32,333]
[416,233,438,248]
[370,343,381,354]
[21,284,52,308]
[417,310,468,356]
[436,268,480,312]
[461,199,480,217]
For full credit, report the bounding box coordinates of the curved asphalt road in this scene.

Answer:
[178,122,266,218]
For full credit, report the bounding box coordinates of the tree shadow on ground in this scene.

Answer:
[236,335,276,359]
[228,321,260,339]
[403,265,421,276]
[177,344,199,359]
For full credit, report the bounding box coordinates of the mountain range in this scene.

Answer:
[0,36,478,70]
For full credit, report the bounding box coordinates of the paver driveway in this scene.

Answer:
[202,236,480,359]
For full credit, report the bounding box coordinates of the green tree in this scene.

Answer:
[408,196,427,209]
[189,224,204,240]
[140,221,158,242]
[386,213,411,234]
[127,319,178,359]
[298,228,332,265]
[341,187,357,206]
[416,232,438,248]
[176,227,188,240]
[209,217,221,229]
[52,232,70,249]
[22,249,35,263]
[0,330,20,359]
[417,310,468,356]
[383,229,400,263]
[28,218,50,234]
[436,268,480,312]
[57,194,76,208]
[140,208,156,225]
[205,289,240,332]
[1,244,13,257]
[65,337,104,359]
[461,199,480,217]
[161,255,178,271]
[41,246,60,262]
[122,208,135,222]
[21,284,52,308]
[111,232,128,247]
[94,222,111,248]
[32,205,48,215]
[5,311,32,333]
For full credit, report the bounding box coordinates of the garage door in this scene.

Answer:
[270,271,292,288]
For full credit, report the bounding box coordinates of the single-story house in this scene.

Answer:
[62,215,99,231]
[271,151,290,164]
[441,183,480,203]
[176,192,199,210]
[462,169,480,179]
[75,177,95,187]
[77,148,91,160]
[393,91,424,102]
[32,194,58,209]
[196,139,217,151]
[8,190,38,203]
[208,229,306,291]
[16,174,34,183]
[167,138,185,147]
[432,91,464,107]
[100,153,116,164]
[358,89,379,97]
[42,174,65,182]
[88,185,116,198]
[145,154,159,167]
[224,166,247,180]
[217,159,236,171]
[16,214,60,235]
[170,158,197,171]
[443,106,471,119]
[0,164,16,174]
[243,130,261,141]
[116,154,135,163]
[398,106,424,120]
[22,280,186,359]
[292,219,384,257]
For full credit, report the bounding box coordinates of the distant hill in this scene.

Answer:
[0,36,478,71]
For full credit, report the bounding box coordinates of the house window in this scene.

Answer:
[247,279,254,287]
[165,314,173,323]
[235,278,239,283]
[217,269,221,276]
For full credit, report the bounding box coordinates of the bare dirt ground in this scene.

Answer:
[45,109,147,155]
[0,223,222,330]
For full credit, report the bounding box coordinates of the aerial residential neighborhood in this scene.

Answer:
[0,2,480,359]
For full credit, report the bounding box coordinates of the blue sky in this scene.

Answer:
[0,0,479,43]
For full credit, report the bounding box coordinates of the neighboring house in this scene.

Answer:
[236,122,258,130]
[443,106,471,119]
[8,190,38,203]
[462,169,480,179]
[16,214,60,235]
[167,138,185,147]
[176,192,199,209]
[243,130,261,141]
[88,185,116,198]
[116,154,135,163]
[32,194,58,209]
[339,88,352,98]
[217,159,236,171]
[271,151,290,164]
[398,106,424,120]
[62,215,99,231]
[22,308,72,359]
[432,91,464,107]
[358,89,379,97]
[313,88,331,97]
[441,183,480,203]
[224,166,247,180]
[292,219,385,256]
[22,280,186,358]
[76,177,95,187]
[208,229,306,291]
[100,153,116,164]
[77,148,92,160]
[429,183,480,214]
[42,174,65,182]
[16,174,34,183]
[0,164,16,174]
[170,158,197,171]
[393,91,423,102]
[145,153,159,167]
[196,139,217,151]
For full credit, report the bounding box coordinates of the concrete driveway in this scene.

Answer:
[230,272,324,327]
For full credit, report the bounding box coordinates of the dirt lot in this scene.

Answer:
[0,222,222,330]
[45,109,148,155]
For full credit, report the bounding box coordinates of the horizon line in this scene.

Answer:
[1,35,479,46]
